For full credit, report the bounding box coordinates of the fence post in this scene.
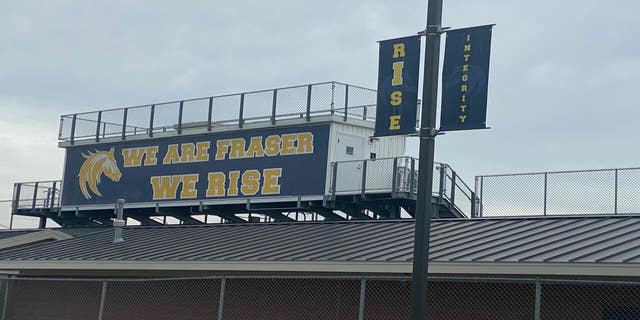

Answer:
[543,173,548,216]
[306,85,312,121]
[343,84,349,121]
[361,160,368,199]
[11,184,20,213]
[614,169,619,214]
[391,158,399,196]
[534,281,541,320]
[479,176,484,217]
[450,171,457,209]
[409,158,416,195]
[208,97,214,131]
[438,165,446,204]
[51,181,57,209]
[217,278,226,320]
[470,192,477,218]
[98,281,107,320]
[1,278,11,320]
[271,89,278,125]
[330,82,336,115]
[121,108,128,140]
[95,111,102,142]
[358,278,367,320]
[31,182,39,211]
[70,114,77,145]
[149,105,155,137]
[239,93,245,128]
[177,101,184,134]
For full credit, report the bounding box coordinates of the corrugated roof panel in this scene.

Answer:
[2,216,640,265]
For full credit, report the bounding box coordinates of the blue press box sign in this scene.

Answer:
[61,124,330,206]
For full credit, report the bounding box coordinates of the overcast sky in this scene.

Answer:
[1,0,638,227]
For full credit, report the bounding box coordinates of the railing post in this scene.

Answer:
[391,158,399,196]
[306,85,312,121]
[98,281,107,320]
[330,82,336,115]
[358,278,367,320]
[343,84,349,121]
[149,105,155,137]
[479,176,484,217]
[70,114,77,145]
[409,158,416,195]
[534,281,541,320]
[208,97,214,131]
[95,111,102,142]
[58,117,64,140]
[361,160,368,199]
[51,181,57,209]
[450,171,457,209]
[271,89,278,125]
[363,106,367,120]
[31,182,39,211]
[121,108,128,140]
[177,101,184,134]
[543,173,548,216]
[438,165,446,204]
[331,162,338,200]
[217,278,226,320]
[614,169,619,214]
[470,192,477,218]
[11,184,20,213]
[239,93,245,128]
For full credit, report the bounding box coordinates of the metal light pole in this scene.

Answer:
[410,0,443,318]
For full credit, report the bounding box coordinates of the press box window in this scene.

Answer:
[345,146,354,155]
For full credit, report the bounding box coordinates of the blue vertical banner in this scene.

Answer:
[374,35,421,137]
[440,25,493,131]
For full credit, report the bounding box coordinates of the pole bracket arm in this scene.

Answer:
[417,25,451,36]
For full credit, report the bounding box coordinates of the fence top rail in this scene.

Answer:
[60,81,372,118]
[476,166,640,179]
[14,180,62,186]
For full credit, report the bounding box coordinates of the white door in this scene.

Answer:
[335,134,364,193]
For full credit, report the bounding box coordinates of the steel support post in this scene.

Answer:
[358,278,367,320]
[534,281,541,320]
[410,0,443,318]
[217,278,226,320]
[98,281,107,320]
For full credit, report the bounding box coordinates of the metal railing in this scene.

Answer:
[2,274,640,319]
[475,167,640,217]
[11,181,60,213]
[330,157,478,217]
[59,81,377,144]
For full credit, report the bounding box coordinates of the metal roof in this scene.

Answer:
[2,216,640,265]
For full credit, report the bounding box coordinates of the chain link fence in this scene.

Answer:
[476,167,640,216]
[1,275,638,319]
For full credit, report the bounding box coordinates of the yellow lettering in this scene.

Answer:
[122,147,146,167]
[459,115,468,123]
[280,134,296,155]
[229,139,246,159]
[296,132,314,154]
[264,135,281,156]
[195,142,210,162]
[215,140,231,160]
[150,175,182,200]
[461,95,466,103]
[261,168,282,195]
[228,171,240,196]
[390,91,402,106]
[462,74,469,82]
[464,54,470,62]
[392,61,404,86]
[241,170,260,196]
[143,146,159,166]
[392,43,405,58]
[180,174,199,199]
[463,64,470,72]
[389,115,401,130]
[180,143,195,162]
[246,136,265,158]
[466,34,471,41]
[206,172,226,197]
[163,145,180,164]
[464,44,471,52]
[461,85,468,92]
[460,105,467,112]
